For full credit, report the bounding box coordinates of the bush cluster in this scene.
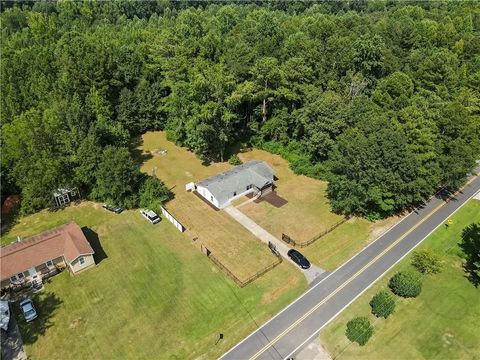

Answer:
[411,249,442,275]
[370,290,396,318]
[345,317,374,346]
[388,271,422,298]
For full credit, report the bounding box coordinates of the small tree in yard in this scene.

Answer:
[346,317,374,346]
[139,176,171,212]
[370,290,395,318]
[411,249,443,275]
[228,154,242,166]
[389,271,422,298]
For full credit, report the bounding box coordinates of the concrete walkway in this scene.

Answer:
[224,205,292,258]
[224,205,327,285]
[1,316,27,360]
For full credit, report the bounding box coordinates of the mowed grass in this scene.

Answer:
[238,149,344,242]
[138,132,280,280]
[320,199,480,360]
[6,202,307,359]
[237,149,398,270]
[301,216,399,271]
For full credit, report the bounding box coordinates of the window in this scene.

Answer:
[210,196,213,201]
[233,192,237,196]
[246,184,252,190]
[79,257,85,265]
[46,260,54,268]
[10,275,18,282]
[17,272,25,279]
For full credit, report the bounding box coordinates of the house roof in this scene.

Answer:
[0,222,94,280]
[196,160,275,206]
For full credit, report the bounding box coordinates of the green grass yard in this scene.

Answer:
[320,199,480,360]
[5,202,307,359]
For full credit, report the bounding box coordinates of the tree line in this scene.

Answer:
[1,1,479,218]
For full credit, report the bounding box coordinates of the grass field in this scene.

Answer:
[236,148,398,270]
[320,199,480,360]
[301,216,399,271]
[238,149,344,242]
[138,132,279,281]
[5,202,307,359]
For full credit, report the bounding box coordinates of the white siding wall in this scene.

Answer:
[196,186,220,208]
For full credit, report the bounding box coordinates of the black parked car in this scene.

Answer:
[287,249,311,269]
[103,204,123,214]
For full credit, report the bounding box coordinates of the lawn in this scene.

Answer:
[320,199,480,360]
[6,202,307,359]
[238,148,344,242]
[137,132,281,281]
[301,216,399,271]
[236,148,398,270]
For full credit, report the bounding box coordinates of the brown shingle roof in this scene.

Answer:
[0,222,94,280]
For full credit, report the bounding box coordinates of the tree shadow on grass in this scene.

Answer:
[460,223,480,287]
[82,227,108,264]
[15,292,63,346]
[130,135,153,167]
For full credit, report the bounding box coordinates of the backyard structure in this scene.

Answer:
[194,160,275,209]
[0,222,95,291]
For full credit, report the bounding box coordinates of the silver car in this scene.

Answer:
[19,299,38,322]
[140,209,160,224]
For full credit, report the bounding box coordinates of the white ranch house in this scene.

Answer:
[192,160,275,209]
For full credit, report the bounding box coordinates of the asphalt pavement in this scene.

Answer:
[220,174,480,360]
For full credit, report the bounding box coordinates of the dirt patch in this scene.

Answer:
[69,317,84,329]
[442,332,455,347]
[368,215,401,241]
[256,192,288,208]
[261,275,298,305]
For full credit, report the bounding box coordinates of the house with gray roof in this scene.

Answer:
[194,160,275,209]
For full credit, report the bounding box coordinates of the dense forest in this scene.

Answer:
[1,1,479,218]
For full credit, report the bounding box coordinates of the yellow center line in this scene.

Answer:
[249,177,478,360]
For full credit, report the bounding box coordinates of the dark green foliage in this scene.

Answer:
[139,177,172,213]
[228,154,243,166]
[1,2,479,217]
[91,146,141,208]
[389,271,422,298]
[411,249,443,275]
[370,290,395,318]
[460,223,480,286]
[345,317,374,346]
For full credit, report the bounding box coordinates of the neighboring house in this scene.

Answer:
[0,222,95,291]
[194,160,275,209]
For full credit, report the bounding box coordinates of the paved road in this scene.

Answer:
[221,175,480,360]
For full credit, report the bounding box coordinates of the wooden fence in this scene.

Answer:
[200,244,282,288]
[282,216,350,248]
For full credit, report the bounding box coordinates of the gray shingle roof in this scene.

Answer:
[197,160,274,206]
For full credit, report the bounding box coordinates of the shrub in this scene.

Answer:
[370,290,395,318]
[346,317,374,346]
[411,249,443,274]
[389,271,422,298]
[228,154,243,166]
[139,176,171,212]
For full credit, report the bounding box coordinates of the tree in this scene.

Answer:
[370,290,395,318]
[228,154,243,166]
[411,249,443,275]
[460,223,480,286]
[139,176,171,213]
[345,317,374,346]
[389,271,422,298]
[92,146,141,208]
